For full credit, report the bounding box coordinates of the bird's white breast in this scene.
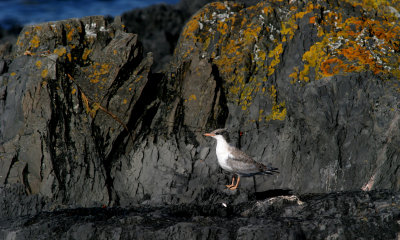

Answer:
[215,138,233,172]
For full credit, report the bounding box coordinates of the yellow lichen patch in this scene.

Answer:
[67,53,72,62]
[89,102,100,118]
[218,21,229,36]
[122,99,127,104]
[188,94,197,101]
[289,67,299,83]
[41,69,48,78]
[67,28,74,42]
[35,60,42,69]
[135,75,144,83]
[268,43,283,76]
[88,62,111,84]
[30,35,40,49]
[298,38,329,80]
[262,6,273,15]
[10,72,16,76]
[54,47,67,57]
[82,48,92,61]
[182,16,200,40]
[247,26,262,43]
[211,2,227,10]
[265,85,286,121]
[294,5,400,81]
[266,101,287,121]
[71,88,77,94]
[280,2,318,42]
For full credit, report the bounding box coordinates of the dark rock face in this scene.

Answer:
[113,0,400,206]
[0,16,154,208]
[0,0,400,239]
[158,0,400,196]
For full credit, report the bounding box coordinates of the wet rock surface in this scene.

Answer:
[0,0,399,239]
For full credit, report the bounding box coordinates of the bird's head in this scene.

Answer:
[204,128,227,141]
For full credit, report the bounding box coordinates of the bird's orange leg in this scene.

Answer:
[225,176,236,188]
[229,175,240,190]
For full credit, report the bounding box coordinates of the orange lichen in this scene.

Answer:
[291,0,398,82]
[82,48,92,61]
[67,28,74,42]
[188,94,197,101]
[289,67,299,83]
[41,69,48,78]
[320,58,344,76]
[263,6,273,15]
[54,47,66,57]
[88,62,111,84]
[211,2,227,10]
[35,60,42,69]
[30,35,40,49]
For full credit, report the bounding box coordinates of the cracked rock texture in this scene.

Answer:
[0,0,400,239]
[0,16,154,207]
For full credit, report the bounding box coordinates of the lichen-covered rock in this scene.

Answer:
[0,0,399,226]
[121,0,260,72]
[0,0,400,238]
[151,0,400,197]
[0,16,153,208]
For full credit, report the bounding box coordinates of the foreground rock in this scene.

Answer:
[1,190,399,239]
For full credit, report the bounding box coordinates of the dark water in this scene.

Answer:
[0,0,179,29]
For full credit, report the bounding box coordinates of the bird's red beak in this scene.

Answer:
[204,133,215,137]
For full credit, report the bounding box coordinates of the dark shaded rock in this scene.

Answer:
[0,190,399,239]
[121,0,260,72]
[0,23,22,60]
[122,3,186,72]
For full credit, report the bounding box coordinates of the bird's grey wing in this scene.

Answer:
[227,146,264,175]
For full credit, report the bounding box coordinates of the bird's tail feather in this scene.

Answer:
[263,164,279,174]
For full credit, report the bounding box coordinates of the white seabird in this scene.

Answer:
[204,128,279,190]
